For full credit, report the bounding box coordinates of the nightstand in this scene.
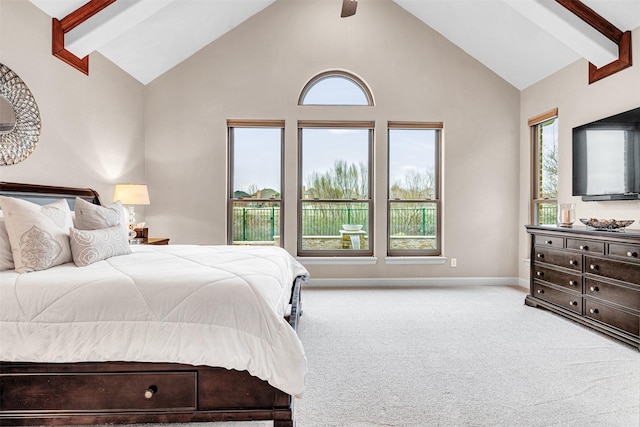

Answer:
[145,237,170,245]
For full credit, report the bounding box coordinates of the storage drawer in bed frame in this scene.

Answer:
[0,362,291,411]
[1,371,197,411]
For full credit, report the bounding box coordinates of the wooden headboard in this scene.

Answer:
[0,182,102,208]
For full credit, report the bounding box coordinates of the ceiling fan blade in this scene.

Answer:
[341,0,357,18]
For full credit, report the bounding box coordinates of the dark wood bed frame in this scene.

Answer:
[0,182,304,427]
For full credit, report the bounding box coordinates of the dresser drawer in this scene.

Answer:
[585,278,640,312]
[0,371,196,411]
[533,247,581,271]
[608,243,640,263]
[533,282,582,314]
[532,264,582,291]
[585,299,640,336]
[585,256,640,285]
[566,238,604,255]
[534,234,564,249]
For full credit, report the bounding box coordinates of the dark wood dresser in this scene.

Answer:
[526,225,640,349]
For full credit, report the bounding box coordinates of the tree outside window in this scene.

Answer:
[531,112,558,225]
[388,124,442,256]
[298,125,373,255]
[228,122,283,246]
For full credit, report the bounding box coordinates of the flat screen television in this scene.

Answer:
[572,106,640,201]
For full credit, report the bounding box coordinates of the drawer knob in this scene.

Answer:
[545,240,553,245]
[579,245,588,251]
[144,385,158,399]
[590,308,599,314]
[569,259,577,266]
[589,264,599,271]
[590,286,599,292]
[536,271,544,277]
[537,289,544,294]
[537,253,544,259]
[569,301,578,306]
[627,251,638,258]
[569,280,578,286]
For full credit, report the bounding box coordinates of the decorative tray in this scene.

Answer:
[579,218,635,231]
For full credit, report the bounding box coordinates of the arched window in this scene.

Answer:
[297,72,374,256]
[299,71,373,106]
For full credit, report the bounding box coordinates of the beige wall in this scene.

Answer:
[145,0,521,279]
[0,0,145,204]
[518,28,640,280]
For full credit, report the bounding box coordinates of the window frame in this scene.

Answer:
[297,120,375,257]
[227,120,285,247]
[298,70,374,106]
[387,121,443,257]
[529,109,559,225]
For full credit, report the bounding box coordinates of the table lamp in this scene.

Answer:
[113,184,150,230]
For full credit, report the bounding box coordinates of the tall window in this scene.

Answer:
[530,109,558,225]
[228,120,284,246]
[298,121,373,256]
[388,122,442,256]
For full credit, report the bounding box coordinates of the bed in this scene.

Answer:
[0,182,308,427]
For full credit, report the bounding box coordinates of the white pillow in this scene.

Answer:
[0,196,74,273]
[0,212,15,271]
[74,197,126,232]
[69,225,131,267]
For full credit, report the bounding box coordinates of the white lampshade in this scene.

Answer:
[113,184,150,205]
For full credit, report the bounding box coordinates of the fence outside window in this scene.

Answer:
[538,204,557,225]
[232,205,437,242]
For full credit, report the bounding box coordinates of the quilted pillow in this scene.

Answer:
[74,197,126,231]
[69,225,131,267]
[0,197,74,273]
[0,212,14,271]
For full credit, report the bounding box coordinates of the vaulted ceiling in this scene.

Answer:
[28,0,640,89]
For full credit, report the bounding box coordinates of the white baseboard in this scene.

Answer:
[517,277,529,289]
[306,277,523,288]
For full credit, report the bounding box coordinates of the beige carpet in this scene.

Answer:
[292,285,639,426]
[73,285,640,426]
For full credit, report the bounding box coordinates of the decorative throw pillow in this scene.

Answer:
[0,197,73,273]
[69,225,131,267]
[74,197,126,232]
[0,213,15,271]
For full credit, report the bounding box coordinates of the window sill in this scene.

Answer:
[296,256,448,266]
[297,257,378,265]
[384,256,447,265]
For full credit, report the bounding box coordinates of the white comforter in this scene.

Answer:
[0,245,309,397]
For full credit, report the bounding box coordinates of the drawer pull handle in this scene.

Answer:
[627,251,638,258]
[537,253,544,259]
[569,301,578,306]
[545,240,553,245]
[590,308,599,314]
[569,260,577,266]
[579,245,588,251]
[569,280,578,286]
[590,286,599,292]
[536,271,544,277]
[537,289,544,294]
[144,385,158,399]
[589,264,599,271]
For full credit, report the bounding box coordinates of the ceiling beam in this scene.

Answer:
[503,0,618,68]
[555,0,632,83]
[555,0,622,43]
[52,0,117,75]
[587,30,632,84]
[65,0,176,59]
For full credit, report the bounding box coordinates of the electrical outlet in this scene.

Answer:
[451,258,457,267]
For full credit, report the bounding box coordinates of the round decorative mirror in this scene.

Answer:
[0,95,16,133]
[0,63,41,166]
